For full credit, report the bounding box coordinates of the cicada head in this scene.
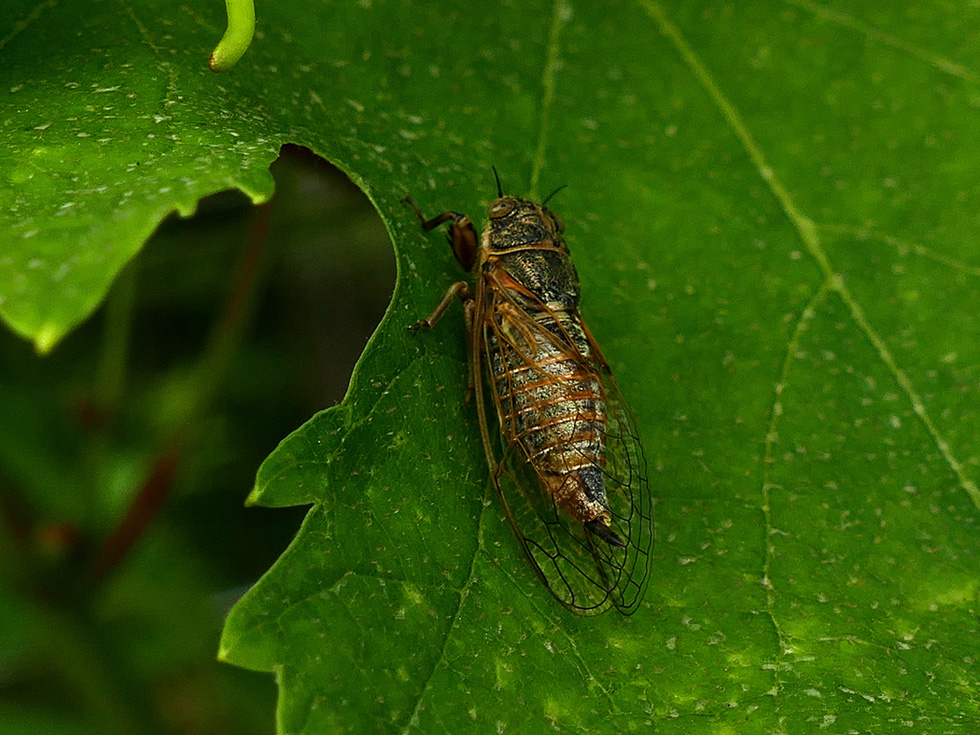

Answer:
[487,197,567,253]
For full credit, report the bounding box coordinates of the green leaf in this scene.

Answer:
[221,0,978,732]
[1,0,278,351]
[5,0,980,732]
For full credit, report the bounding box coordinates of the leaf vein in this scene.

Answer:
[530,0,571,198]
[396,487,484,734]
[819,223,980,277]
[646,2,980,512]
[780,0,979,83]
[0,0,57,51]
[760,280,831,696]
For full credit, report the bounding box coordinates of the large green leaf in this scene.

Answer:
[4,0,979,731]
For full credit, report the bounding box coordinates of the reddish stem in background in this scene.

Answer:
[89,201,274,582]
[89,441,181,580]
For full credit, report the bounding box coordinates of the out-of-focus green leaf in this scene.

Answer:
[4,0,979,732]
[0,705,102,735]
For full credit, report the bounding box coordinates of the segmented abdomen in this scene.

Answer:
[488,304,607,507]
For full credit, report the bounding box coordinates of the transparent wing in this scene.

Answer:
[475,288,654,615]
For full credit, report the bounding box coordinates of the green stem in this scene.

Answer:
[96,262,136,415]
[89,202,275,581]
[192,201,273,420]
[209,0,256,72]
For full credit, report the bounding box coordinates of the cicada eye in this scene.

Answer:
[489,197,517,219]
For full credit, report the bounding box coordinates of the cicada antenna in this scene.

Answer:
[542,184,568,206]
[492,166,504,197]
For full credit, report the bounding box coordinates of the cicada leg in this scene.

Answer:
[404,195,480,403]
[408,280,473,332]
[402,196,478,272]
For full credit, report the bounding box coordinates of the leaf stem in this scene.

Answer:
[90,202,275,580]
[89,440,181,580]
[209,0,256,72]
[96,262,137,416]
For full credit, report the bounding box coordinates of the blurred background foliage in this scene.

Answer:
[0,147,394,734]
[5,0,980,731]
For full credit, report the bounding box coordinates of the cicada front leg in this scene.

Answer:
[402,196,479,272]
[404,195,480,401]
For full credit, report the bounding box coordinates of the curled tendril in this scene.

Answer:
[209,0,255,73]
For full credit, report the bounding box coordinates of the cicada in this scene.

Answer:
[405,179,653,615]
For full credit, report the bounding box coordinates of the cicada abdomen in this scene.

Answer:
[405,186,653,615]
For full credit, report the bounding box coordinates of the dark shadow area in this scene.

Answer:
[0,145,395,735]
